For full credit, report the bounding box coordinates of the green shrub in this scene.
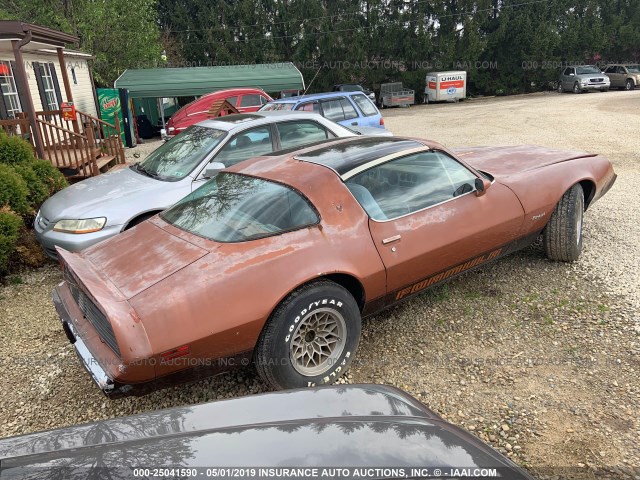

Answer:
[0,208,22,274]
[0,164,30,215]
[25,159,68,196]
[0,131,35,165]
[12,163,50,209]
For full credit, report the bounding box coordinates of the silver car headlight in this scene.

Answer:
[53,218,107,234]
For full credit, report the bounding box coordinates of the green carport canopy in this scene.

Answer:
[114,62,305,98]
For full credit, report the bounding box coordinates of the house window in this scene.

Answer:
[0,61,22,118]
[71,67,77,85]
[39,63,59,110]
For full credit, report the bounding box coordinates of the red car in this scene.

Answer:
[165,88,272,136]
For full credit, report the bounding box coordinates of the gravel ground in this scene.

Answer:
[1,91,639,479]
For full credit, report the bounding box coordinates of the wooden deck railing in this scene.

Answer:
[0,117,31,141]
[35,110,125,166]
[36,118,97,177]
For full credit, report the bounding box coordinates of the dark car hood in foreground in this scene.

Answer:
[0,385,533,479]
[452,145,597,177]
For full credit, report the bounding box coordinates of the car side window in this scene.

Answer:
[352,94,378,116]
[239,94,263,107]
[345,151,478,221]
[340,98,358,120]
[321,99,345,122]
[298,101,320,112]
[276,121,330,150]
[225,96,238,107]
[604,66,614,74]
[215,126,274,167]
[259,95,270,105]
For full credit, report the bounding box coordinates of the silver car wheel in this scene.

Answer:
[573,82,581,94]
[557,82,563,93]
[290,307,346,376]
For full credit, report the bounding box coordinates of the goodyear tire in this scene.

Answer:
[544,184,584,262]
[255,280,361,390]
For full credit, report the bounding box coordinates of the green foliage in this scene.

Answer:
[3,0,162,86]
[0,133,67,212]
[27,160,68,196]
[0,208,23,275]
[0,164,30,215]
[0,131,35,165]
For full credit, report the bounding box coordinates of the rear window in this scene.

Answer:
[260,103,295,111]
[352,94,378,116]
[161,173,318,242]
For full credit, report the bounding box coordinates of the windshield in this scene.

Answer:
[134,126,226,181]
[259,103,295,111]
[161,173,319,242]
[576,66,601,75]
[626,65,640,73]
[340,85,364,92]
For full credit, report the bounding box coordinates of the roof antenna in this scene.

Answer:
[301,66,323,97]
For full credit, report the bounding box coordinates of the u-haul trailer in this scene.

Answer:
[424,71,467,103]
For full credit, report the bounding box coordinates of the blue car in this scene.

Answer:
[260,91,386,129]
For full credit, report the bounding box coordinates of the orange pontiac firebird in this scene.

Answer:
[53,137,616,397]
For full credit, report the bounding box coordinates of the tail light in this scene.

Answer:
[161,345,190,361]
[380,117,385,126]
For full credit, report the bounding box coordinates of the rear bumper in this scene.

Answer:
[53,287,116,395]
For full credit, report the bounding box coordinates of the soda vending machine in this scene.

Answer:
[96,88,136,147]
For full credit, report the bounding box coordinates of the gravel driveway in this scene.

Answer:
[1,91,639,479]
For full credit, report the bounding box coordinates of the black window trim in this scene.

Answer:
[344,148,483,223]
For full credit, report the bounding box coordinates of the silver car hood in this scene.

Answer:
[39,167,191,225]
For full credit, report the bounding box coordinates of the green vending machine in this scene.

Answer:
[97,88,135,147]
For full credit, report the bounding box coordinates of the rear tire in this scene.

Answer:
[557,82,564,93]
[255,280,361,390]
[544,184,584,262]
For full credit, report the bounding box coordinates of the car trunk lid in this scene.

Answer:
[80,221,208,299]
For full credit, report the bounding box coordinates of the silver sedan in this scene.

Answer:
[35,112,392,258]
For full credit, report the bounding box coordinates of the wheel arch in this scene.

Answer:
[578,179,596,210]
[122,210,163,231]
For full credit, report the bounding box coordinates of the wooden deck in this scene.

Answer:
[0,109,126,179]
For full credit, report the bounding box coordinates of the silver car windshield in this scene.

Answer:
[161,173,318,242]
[134,126,226,181]
[576,66,601,75]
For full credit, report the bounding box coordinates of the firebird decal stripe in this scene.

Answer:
[361,232,541,318]
[340,147,430,180]
[395,247,503,301]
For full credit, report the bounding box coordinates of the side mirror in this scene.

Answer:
[203,162,226,179]
[475,177,491,197]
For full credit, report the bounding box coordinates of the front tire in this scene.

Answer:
[255,280,361,390]
[573,82,582,94]
[544,184,584,262]
[625,79,635,91]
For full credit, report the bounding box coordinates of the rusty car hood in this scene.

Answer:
[452,145,597,176]
[79,221,208,298]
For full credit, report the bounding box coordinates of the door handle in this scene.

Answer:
[382,235,401,245]
[351,122,358,126]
